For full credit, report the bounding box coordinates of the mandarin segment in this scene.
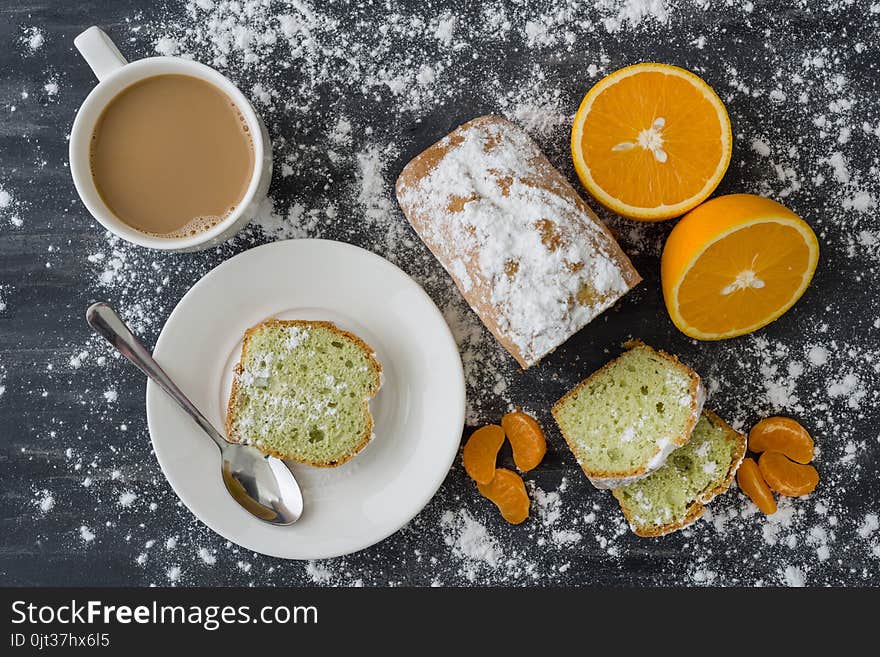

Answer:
[758,451,819,497]
[661,194,819,340]
[748,416,814,464]
[477,468,530,524]
[736,457,777,515]
[571,62,732,221]
[501,409,547,472]
[462,424,505,485]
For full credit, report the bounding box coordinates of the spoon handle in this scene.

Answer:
[86,302,229,450]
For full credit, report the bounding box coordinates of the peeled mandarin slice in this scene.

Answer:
[758,451,819,497]
[571,62,731,221]
[736,457,777,515]
[748,416,814,464]
[501,409,547,472]
[477,468,530,525]
[661,194,819,340]
[462,424,505,485]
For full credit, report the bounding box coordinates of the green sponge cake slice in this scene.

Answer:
[225,320,382,467]
[612,410,746,537]
[551,341,705,489]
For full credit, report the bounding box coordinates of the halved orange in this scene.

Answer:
[571,63,731,221]
[661,194,819,340]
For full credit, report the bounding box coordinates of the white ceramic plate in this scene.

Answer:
[146,239,465,559]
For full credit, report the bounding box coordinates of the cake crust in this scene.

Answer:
[225,319,382,467]
[551,340,704,488]
[396,115,641,369]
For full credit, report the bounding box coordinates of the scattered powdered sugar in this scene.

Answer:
[118,491,137,507]
[35,490,55,513]
[760,497,799,547]
[807,345,828,366]
[448,303,519,425]
[305,561,333,584]
[857,514,878,539]
[827,373,866,408]
[751,138,771,157]
[531,482,563,527]
[781,565,806,587]
[20,26,45,53]
[356,146,397,223]
[807,523,833,562]
[0,185,22,229]
[198,548,217,565]
[438,477,612,580]
[166,566,182,583]
[551,529,583,546]
[690,568,718,584]
[497,80,570,142]
[440,509,502,581]
[5,0,879,587]
[154,36,179,56]
[603,0,669,33]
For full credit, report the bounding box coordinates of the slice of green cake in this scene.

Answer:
[225,320,382,467]
[612,410,746,536]
[551,341,705,489]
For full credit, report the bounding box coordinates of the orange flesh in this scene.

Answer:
[676,222,813,335]
[462,424,505,485]
[501,409,547,472]
[758,451,819,497]
[748,416,814,464]
[477,468,530,524]
[580,70,726,210]
[737,457,777,515]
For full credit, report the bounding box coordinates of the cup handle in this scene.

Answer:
[74,26,127,82]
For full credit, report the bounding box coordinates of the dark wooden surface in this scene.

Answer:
[1,0,878,586]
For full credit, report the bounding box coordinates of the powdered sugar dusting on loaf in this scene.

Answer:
[398,117,638,366]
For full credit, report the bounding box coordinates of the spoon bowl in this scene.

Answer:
[86,301,303,526]
[221,442,303,524]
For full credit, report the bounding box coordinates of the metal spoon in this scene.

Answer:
[86,302,303,526]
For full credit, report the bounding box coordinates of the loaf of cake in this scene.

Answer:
[612,410,746,537]
[225,320,382,467]
[395,115,641,368]
[551,341,705,489]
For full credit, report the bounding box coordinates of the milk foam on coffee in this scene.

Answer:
[89,74,254,238]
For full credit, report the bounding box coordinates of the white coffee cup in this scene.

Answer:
[70,26,272,252]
